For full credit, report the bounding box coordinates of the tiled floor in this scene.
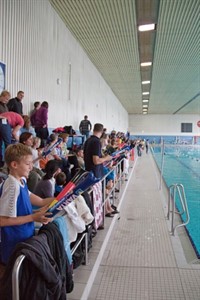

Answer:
[68,153,200,300]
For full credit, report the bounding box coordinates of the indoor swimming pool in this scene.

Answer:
[152,145,200,257]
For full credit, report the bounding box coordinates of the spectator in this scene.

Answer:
[75,147,85,169]
[31,101,49,147]
[54,172,67,197]
[30,101,41,126]
[19,132,43,192]
[20,115,35,136]
[79,115,92,140]
[0,143,53,264]
[0,111,24,142]
[145,139,149,154]
[34,160,61,198]
[0,90,10,113]
[7,91,24,115]
[84,123,112,178]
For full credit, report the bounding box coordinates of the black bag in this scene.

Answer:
[63,126,76,135]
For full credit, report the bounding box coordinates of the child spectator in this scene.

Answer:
[31,136,43,170]
[75,147,85,169]
[20,115,35,136]
[0,143,53,264]
[54,172,67,197]
[19,132,42,192]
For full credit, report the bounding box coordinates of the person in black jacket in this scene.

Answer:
[7,91,24,115]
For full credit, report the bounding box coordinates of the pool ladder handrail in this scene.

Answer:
[167,183,190,235]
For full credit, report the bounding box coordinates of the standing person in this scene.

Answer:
[0,90,10,113]
[30,101,41,127]
[31,101,49,147]
[84,123,112,178]
[0,143,53,265]
[79,115,92,141]
[0,111,24,142]
[84,123,112,230]
[145,139,149,154]
[7,91,24,115]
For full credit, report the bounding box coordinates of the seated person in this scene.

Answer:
[39,134,70,182]
[20,115,35,136]
[75,147,85,169]
[19,132,42,192]
[54,172,67,197]
[34,160,61,198]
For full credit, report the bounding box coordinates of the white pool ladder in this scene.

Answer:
[167,184,190,235]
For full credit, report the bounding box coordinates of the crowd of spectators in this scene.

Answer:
[0,89,137,272]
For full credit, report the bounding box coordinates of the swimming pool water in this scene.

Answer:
[152,145,200,257]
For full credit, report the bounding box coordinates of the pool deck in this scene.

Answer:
[68,151,200,300]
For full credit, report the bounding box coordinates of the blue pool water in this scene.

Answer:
[152,145,200,257]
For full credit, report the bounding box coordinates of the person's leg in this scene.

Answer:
[85,131,90,140]
[35,127,49,147]
[0,121,12,166]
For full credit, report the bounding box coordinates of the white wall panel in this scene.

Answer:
[0,0,128,132]
[129,114,200,135]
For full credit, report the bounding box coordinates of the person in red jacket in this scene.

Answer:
[0,111,24,167]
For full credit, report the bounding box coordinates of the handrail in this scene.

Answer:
[167,183,190,235]
[159,140,165,190]
[12,254,25,300]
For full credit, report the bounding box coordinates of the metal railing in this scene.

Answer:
[12,230,89,300]
[11,155,131,299]
[12,255,25,300]
[167,183,190,235]
[101,157,127,220]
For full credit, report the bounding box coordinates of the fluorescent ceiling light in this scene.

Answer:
[142,92,149,95]
[138,24,156,32]
[142,99,149,102]
[142,80,150,85]
[143,105,148,108]
[143,111,147,114]
[141,62,152,67]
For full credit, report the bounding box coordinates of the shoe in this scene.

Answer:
[97,225,104,230]
[111,204,117,210]
[92,229,97,237]
[105,213,114,217]
[111,210,119,214]
[110,195,117,199]
[115,188,120,192]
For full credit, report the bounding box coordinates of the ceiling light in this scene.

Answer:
[141,62,152,67]
[143,105,148,108]
[142,92,149,95]
[142,99,149,103]
[143,111,148,114]
[138,23,156,32]
[142,80,150,85]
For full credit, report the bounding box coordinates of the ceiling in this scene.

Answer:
[49,0,200,115]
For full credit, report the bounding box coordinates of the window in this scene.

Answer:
[181,123,193,133]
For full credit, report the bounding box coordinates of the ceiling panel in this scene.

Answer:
[49,0,200,115]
